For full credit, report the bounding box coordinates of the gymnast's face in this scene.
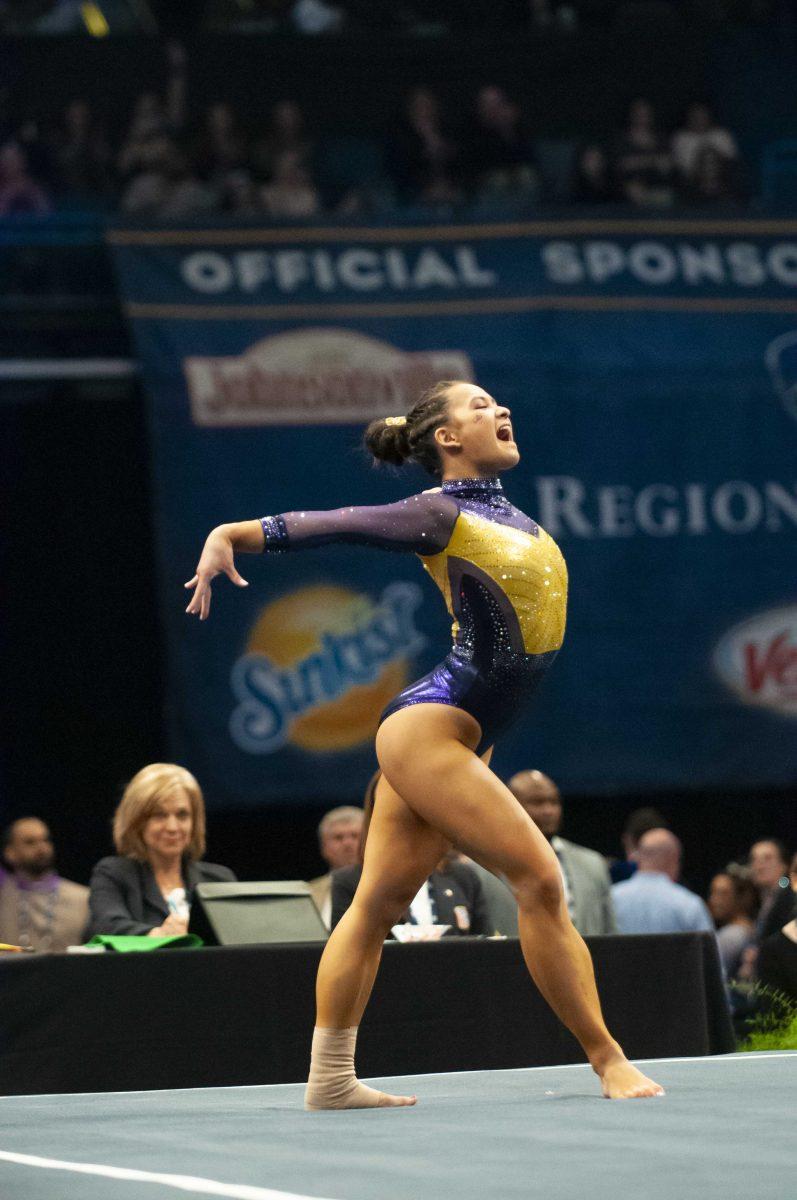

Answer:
[435,382,519,475]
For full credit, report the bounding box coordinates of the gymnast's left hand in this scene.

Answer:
[184,525,249,621]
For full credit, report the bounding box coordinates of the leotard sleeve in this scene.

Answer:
[260,491,458,556]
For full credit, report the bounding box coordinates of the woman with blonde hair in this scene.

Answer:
[87,763,235,938]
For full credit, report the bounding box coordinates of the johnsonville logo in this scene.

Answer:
[184,328,472,427]
[713,606,797,717]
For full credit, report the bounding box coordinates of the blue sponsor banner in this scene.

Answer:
[109,219,797,807]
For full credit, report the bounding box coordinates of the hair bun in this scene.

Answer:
[363,416,411,467]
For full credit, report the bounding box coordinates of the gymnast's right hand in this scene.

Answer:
[184,525,249,621]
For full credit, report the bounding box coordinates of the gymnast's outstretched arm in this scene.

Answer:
[185,492,458,620]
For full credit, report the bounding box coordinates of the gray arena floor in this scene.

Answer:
[0,1053,793,1200]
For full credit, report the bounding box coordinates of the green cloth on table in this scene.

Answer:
[86,934,203,952]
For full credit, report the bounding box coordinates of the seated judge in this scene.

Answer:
[87,763,235,938]
[332,849,488,937]
[331,769,488,937]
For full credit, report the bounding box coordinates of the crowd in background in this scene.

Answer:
[0,0,782,36]
[0,43,747,218]
[2,761,795,1022]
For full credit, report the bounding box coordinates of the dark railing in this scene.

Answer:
[0,214,128,359]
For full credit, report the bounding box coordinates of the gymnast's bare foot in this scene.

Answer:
[595,1050,665,1099]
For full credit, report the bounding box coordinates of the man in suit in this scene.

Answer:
[331,852,489,937]
[749,838,795,943]
[308,806,365,930]
[508,769,617,937]
[460,856,521,937]
[0,817,89,952]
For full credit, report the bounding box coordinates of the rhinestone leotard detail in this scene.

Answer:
[261,476,567,751]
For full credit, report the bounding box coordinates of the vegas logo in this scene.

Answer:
[713,605,797,717]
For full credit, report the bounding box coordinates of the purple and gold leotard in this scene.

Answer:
[261,476,567,752]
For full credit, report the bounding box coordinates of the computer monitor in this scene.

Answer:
[189,881,328,945]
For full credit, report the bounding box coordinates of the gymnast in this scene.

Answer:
[185,379,664,1105]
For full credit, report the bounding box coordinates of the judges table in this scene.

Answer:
[0,933,733,1095]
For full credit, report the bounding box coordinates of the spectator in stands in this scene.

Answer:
[611,828,714,934]
[118,94,167,177]
[195,102,248,186]
[332,849,489,937]
[53,100,111,204]
[260,148,321,218]
[749,838,794,942]
[757,851,797,1002]
[205,0,293,33]
[16,116,55,189]
[388,87,463,206]
[671,101,738,186]
[220,169,263,216]
[116,43,187,183]
[509,770,617,936]
[119,133,173,212]
[467,85,538,203]
[118,94,166,181]
[681,146,740,208]
[572,144,614,204]
[156,143,219,219]
[87,763,235,938]
[609,806,669,884]
[0,817,88,952]
[308,805,365,929]
[120,138,217,218]
[0,140,51,215]
[528,0,578,32]
[613,98,675,208]
[291,0,345,33]
[250,100,313,183]
[708,866,758,980]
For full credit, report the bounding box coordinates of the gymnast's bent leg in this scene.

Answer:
[305,771,449,1110]
[373,704,664,1101]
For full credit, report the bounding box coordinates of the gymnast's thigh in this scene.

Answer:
[359,733,493,895]
[374,703,554,880]
[356,770,449,907]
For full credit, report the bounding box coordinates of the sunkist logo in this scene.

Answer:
[713,605,797,717]
[229,582,426,753]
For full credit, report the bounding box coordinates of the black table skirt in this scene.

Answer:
[0,932,733,1095]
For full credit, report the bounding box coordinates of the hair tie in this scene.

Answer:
[385,416,407,427]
